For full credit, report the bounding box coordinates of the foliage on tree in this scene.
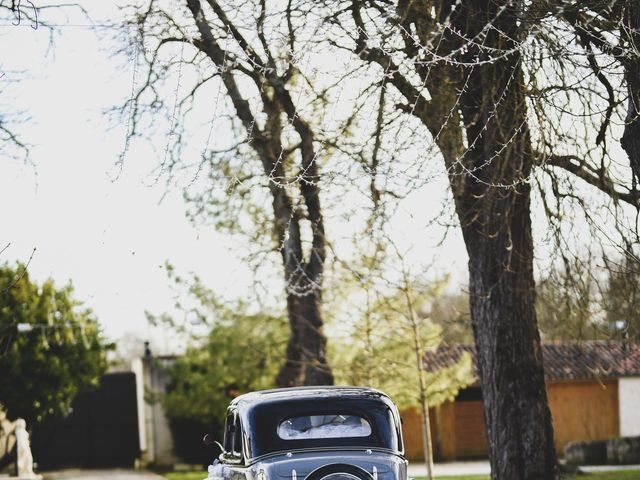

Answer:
[338,298,474,409]
[403,256,640,344]
[0,263,110,426]
[148,271,287,432]
[427,290,473,345]
[327,242,473,480]
[162,312,287,424]
[333,274,474,408]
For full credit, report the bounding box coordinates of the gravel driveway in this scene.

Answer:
[43,470,166,480]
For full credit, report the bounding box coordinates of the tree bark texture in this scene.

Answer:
[381,1,558,477]
[185,0,333,387]
[621,1,640,186]
[453,3,557,477]
[278,292,333,386]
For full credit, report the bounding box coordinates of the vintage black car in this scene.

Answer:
[206,386,408,480]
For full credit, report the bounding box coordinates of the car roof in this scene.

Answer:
[228,386,404,460]
[230,386,391,408]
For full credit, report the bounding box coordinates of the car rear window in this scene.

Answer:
[277,414,372,440]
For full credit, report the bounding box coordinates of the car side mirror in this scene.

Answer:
[203,434,223,453]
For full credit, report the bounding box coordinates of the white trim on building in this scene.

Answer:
[619,377,640,437]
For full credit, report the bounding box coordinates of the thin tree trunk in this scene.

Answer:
[401,264,434,480]
[418,394,434,480]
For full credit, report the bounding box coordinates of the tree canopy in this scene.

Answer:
[146,269,287,426]
[335,283,474,410]
[0,263,110,426]
[160,307,287,427]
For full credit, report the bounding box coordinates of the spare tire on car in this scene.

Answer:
[306,464,375,480]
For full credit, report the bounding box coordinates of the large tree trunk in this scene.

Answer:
[452,2,557,477]
[621,1,640,185]
[360,0,559,471]
[184,0,334,387]
[277,292,333,386]
[265,129,333,388]
[394,1,558,475]
[270,79,334,388]
[359,0,636,476]
[462,181,557,479]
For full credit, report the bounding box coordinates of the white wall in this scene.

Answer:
[131,358,147,453]
[619,377,640,437]
[142,355,180,466]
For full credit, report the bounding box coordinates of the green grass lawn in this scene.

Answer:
[164,470,640,480]
[164,471,209,480]
[573,472,640,480]
[411,472,640,480]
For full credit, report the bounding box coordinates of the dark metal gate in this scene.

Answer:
[32,372,140,470]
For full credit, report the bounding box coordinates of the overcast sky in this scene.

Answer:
[0,2,468,353]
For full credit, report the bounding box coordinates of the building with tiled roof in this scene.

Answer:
[401,341,640,461]
[422,341,640,381]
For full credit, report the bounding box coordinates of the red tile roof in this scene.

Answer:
[424,341,640,381]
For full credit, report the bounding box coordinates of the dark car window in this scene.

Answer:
[278,414,372,439]
[234,420,243,454]
[223,409,242,457]
[246,396,402,458]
